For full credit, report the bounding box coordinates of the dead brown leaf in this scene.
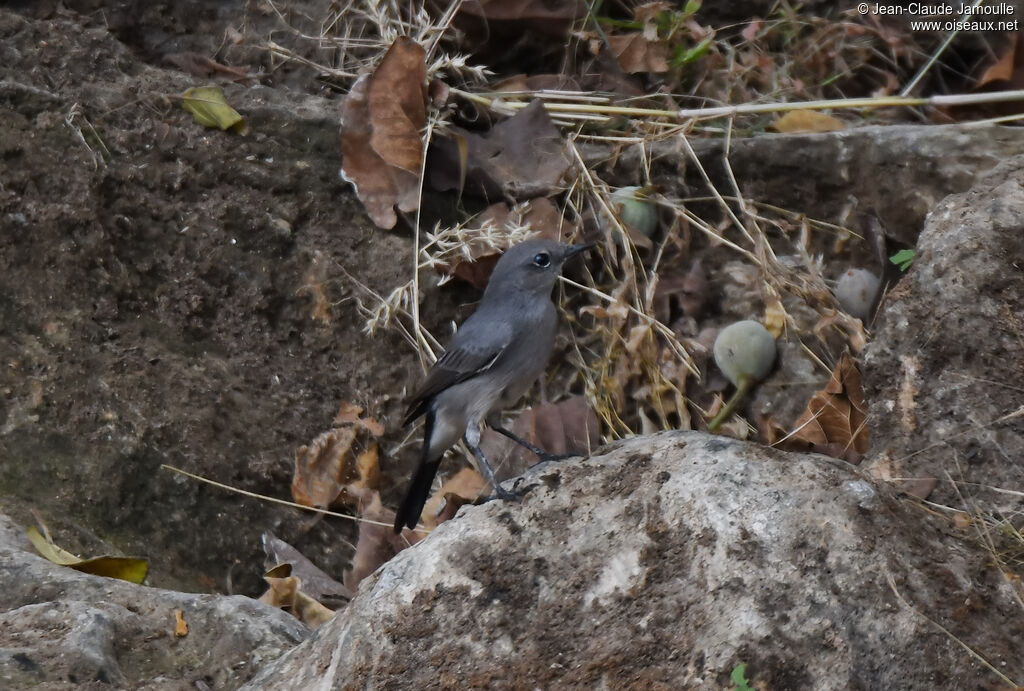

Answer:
[976,31,1023,89]
[420,467,488,529]
[440,198,578,289]
[939,33,1024,120]
[770,110,844,133]
[261,532,353,605]
[428,100,570,202]
[339,37,426,229]
[334,401,386,437]
[782,353,868,463]
[292,403,383,508]
[173,609,188,637]
[259,568,336,629]
[653,260,707,323]
[607,33,670,74]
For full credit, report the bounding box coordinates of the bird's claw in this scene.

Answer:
[511,478,540,496]
[487,484,521,503]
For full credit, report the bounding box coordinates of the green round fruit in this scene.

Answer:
[713,320,777,387]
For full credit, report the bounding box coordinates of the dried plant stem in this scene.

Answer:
[559,276,697,377]
[455,87,1024,123]
[900,0,986,97]
[160,464,427,532]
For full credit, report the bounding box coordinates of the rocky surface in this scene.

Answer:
[0,513,308,689]
[246,432,1022,690]
[863,157,1024,507]
[2,2,1023,688]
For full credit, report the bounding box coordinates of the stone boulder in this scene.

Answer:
[863,157,1024,507]
[246,433,1021,689]
[0,514,308,689]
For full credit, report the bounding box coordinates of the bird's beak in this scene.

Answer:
[564,242,596,260]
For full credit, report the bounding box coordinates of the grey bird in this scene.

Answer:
[393,239,594,533]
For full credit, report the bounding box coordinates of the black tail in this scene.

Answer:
[393,410,440,533]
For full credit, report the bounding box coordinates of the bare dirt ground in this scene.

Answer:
[0,2,442,595]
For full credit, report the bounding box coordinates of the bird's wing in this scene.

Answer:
[403,316,512,425]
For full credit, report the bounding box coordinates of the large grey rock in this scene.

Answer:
[0,514,308,689]
[863,157,1024,506]
[246,432,1022,689]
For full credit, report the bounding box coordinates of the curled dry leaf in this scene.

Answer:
[762,295,787,338]
[781,353,868,463]
[261,532,353,605]
[339,37,427,229]
[27,526,149,584]
[428,100,571,202]
[259,567,336,630]
[292,402,384,508]
[173,610,188,637]
[334,401,386,437]
[814,311,868,354]
[420,467,487,530]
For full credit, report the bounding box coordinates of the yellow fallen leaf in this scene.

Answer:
[771,110,844,133]
[174,609,189,637]
[27,526,149,584]
[259,570,335,629]
[182,86,249,134]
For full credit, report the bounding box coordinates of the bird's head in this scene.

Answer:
[483,239,594,299]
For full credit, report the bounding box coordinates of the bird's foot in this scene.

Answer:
[511,477,540,496]
[486,484,521,503]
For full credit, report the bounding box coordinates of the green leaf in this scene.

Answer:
[889,248,915,271]
[182,86,249,134]
[671,36,713,67]
[683,0,703,17]
[731,663,754,691]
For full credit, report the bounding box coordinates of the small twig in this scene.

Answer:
[454,87,1024,123]
[899,0,986,97]
[160,464,426,532]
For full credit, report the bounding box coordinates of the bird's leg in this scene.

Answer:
[467,442,518,501]
[464,425,517,501]
[487,417,578,463]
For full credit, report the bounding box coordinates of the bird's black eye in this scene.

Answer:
[532,252,551,268]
